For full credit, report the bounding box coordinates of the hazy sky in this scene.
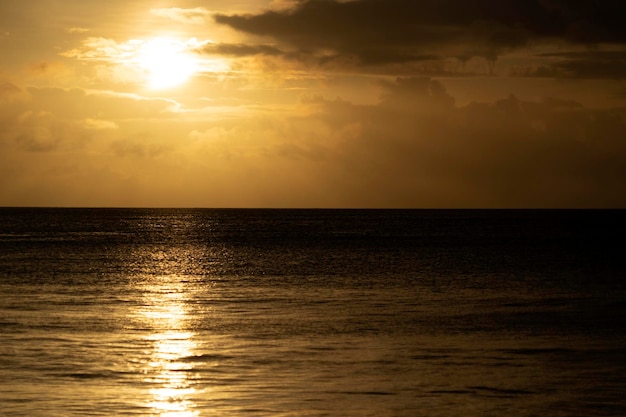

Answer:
[1,0,626,207]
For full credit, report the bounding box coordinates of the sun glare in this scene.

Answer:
[135,38,199,89]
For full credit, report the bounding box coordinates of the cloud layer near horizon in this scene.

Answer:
[2,74,625,207]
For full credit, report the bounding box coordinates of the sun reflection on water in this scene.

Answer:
[139,276,200,417]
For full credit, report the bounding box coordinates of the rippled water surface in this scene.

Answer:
[0,209,625,416]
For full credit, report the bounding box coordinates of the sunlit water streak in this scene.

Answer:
[0,209,625,416]
[136,277,199,416]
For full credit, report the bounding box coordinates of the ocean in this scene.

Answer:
[0,208,624,416]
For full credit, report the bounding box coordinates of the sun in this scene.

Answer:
[135,38,199,89]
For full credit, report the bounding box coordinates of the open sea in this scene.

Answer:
[0,208,625,417]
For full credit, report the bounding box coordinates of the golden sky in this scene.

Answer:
[1,0,626,207]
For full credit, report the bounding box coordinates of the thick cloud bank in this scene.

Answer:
[284,77,626,207]
[215,0,626,76]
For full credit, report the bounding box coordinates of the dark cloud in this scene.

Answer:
[531,50,626,79]
[214,0,626,73]
[201,42,283,57]
[199,41,442,74]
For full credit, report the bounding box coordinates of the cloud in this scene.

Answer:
[28,61,68,76]
[214,0,626,76]
[66,27,89,34]
[263,77,626,207]
[60,37,130,61]
[11,110,89,152]
[0,82,180,157]
[201,42,283,57]
[531,50,626,79]
[4,45,626,208]
[61,37,225,86]
[110,138,167,158]
[26,87,179,120]
[150,7,210,24]
[174,77,626,207]
[0,78,190,206]
[83,118,118,130]
[0,80,25,102]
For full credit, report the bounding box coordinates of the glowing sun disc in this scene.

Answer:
[136,38,198,89]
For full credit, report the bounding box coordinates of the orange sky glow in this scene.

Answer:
[1,0,626,207]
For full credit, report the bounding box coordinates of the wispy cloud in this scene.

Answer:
[200,42,283,57]
[83,118,118,130]
[150,7,211,25]
[66,27,89,34]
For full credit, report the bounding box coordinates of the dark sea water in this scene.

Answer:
[0,208,625,417]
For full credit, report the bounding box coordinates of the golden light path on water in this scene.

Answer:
[138,275,200,417]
